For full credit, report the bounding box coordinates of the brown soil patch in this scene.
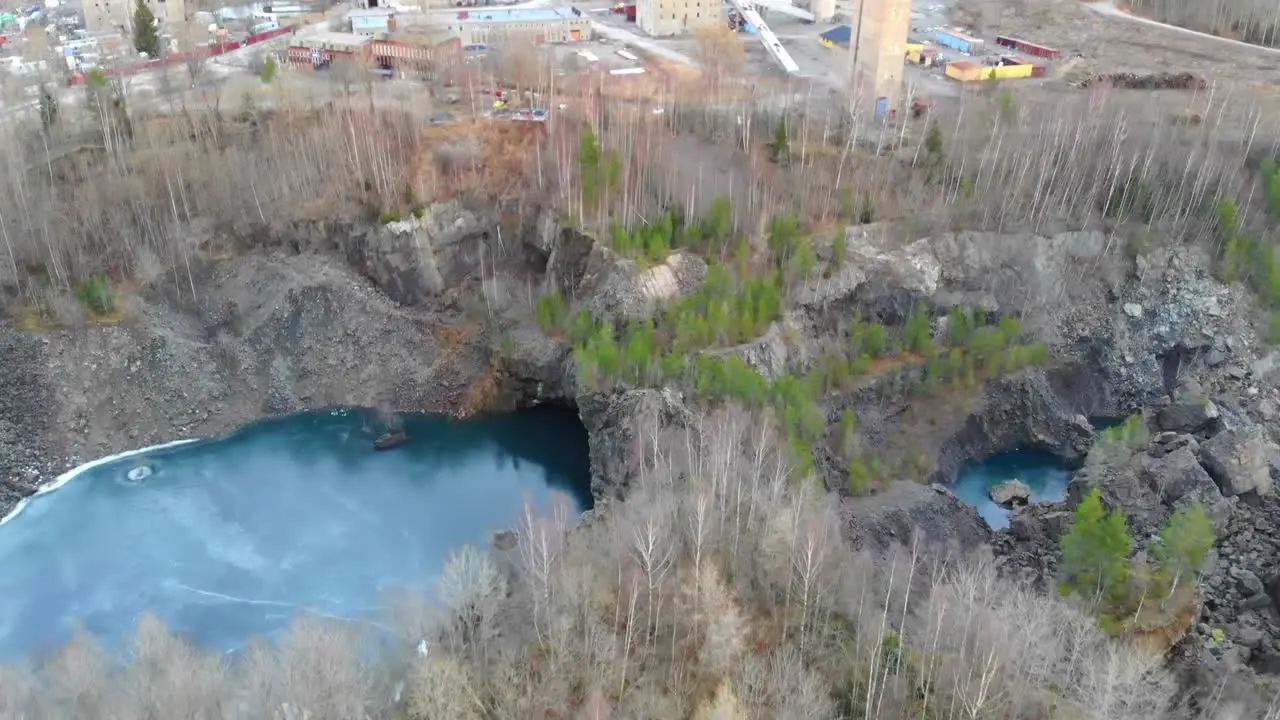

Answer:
[412,120,547,202]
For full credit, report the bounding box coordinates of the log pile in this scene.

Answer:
[1073,72,1207,90]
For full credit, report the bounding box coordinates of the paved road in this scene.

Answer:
[1082,0,1280,56]
[589,21,699,66]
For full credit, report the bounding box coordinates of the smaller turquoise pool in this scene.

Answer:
[952,450,1071,530]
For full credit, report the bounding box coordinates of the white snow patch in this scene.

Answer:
[0,438,201,527]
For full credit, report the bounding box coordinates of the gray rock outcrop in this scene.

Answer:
[1068,430,1230,535]
[991,478,1031,507]
[1157,381,1221,434]
[1200,427,1277,497]
[575,387,696,501]
[842,481,991,559]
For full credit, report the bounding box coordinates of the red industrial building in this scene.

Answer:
[285,34,461,73]
[994,35,1062,60]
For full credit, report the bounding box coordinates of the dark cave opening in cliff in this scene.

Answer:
[952,449,1073,530]
[492,401,595,512]
[1088,416,1128,433]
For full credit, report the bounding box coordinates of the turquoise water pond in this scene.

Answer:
[0,406,591,659]
[952,450,1071,530]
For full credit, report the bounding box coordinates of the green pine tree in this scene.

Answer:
[578,123,600,208]
[38,84,57,130]
[771,116,789,164]
[1060,488,1133,605]
[904,308,932,354]
[259,56,278,83]
[924,122,944,166]
[1153,503,1215,593]
[133,0,160,57]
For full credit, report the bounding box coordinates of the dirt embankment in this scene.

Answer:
[0,204,522,515]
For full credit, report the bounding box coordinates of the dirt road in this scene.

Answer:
[1082,0,1280,57]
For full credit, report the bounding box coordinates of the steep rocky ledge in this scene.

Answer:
[0,203,709,515]
[6,213,1264,525]
[3,206,1279,711]
[2,208,1277,627]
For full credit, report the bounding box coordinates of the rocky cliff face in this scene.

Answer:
[0,207,711,517]
[4,207,1279,706]
[0,204,506,508]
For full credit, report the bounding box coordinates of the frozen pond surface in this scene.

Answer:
[0,406,591,659]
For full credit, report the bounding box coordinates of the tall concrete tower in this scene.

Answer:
[809,0,836,23]
[850,0,911,118]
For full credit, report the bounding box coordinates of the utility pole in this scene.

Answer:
[850,0,864,113]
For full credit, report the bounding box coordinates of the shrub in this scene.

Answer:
[536,289,568,333]
[259,56,278,84]
[75,275,115,316]
[1100,414,1149,452]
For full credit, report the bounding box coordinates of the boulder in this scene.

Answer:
[357,221,446,305]
[1148,446,1225,510]
[1157,398,1220,434]
[1201,427,1276,497]
[842,480,991,558]
[1149,431,1199,458]
[991,478,1031,507]
[1069,442,1228,534]
[1010,507,1073,544]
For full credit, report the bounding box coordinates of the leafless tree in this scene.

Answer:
[238,618,387,720]
[405,654,485,720]
[117,613,231,720]
[37,628,116,720]
[1123,0,1280,46]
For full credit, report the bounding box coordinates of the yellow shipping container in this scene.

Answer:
[946,61,1035,82]
[945,61,983,82]
[990,63,1034,79]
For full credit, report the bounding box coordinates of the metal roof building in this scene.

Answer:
[819,25,851,49]
[428,6,591,45]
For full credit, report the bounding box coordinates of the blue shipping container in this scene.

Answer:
[935,29,971,54]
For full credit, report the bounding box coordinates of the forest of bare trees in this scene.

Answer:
[1121,0,1280,47]
[0,46,1277,327]
[2,407,1261,720]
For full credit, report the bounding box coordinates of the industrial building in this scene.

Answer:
[635,0,719,38]
[429,7,591,45]
[286,30,370,65]
[850,0,911,119]
[84,0,185,41]
[286,33,460,72]
[348,7,397,36]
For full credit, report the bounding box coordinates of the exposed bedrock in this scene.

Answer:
[785,224,1266,479]
[0,207,715,518]
[4,211,1279,655]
